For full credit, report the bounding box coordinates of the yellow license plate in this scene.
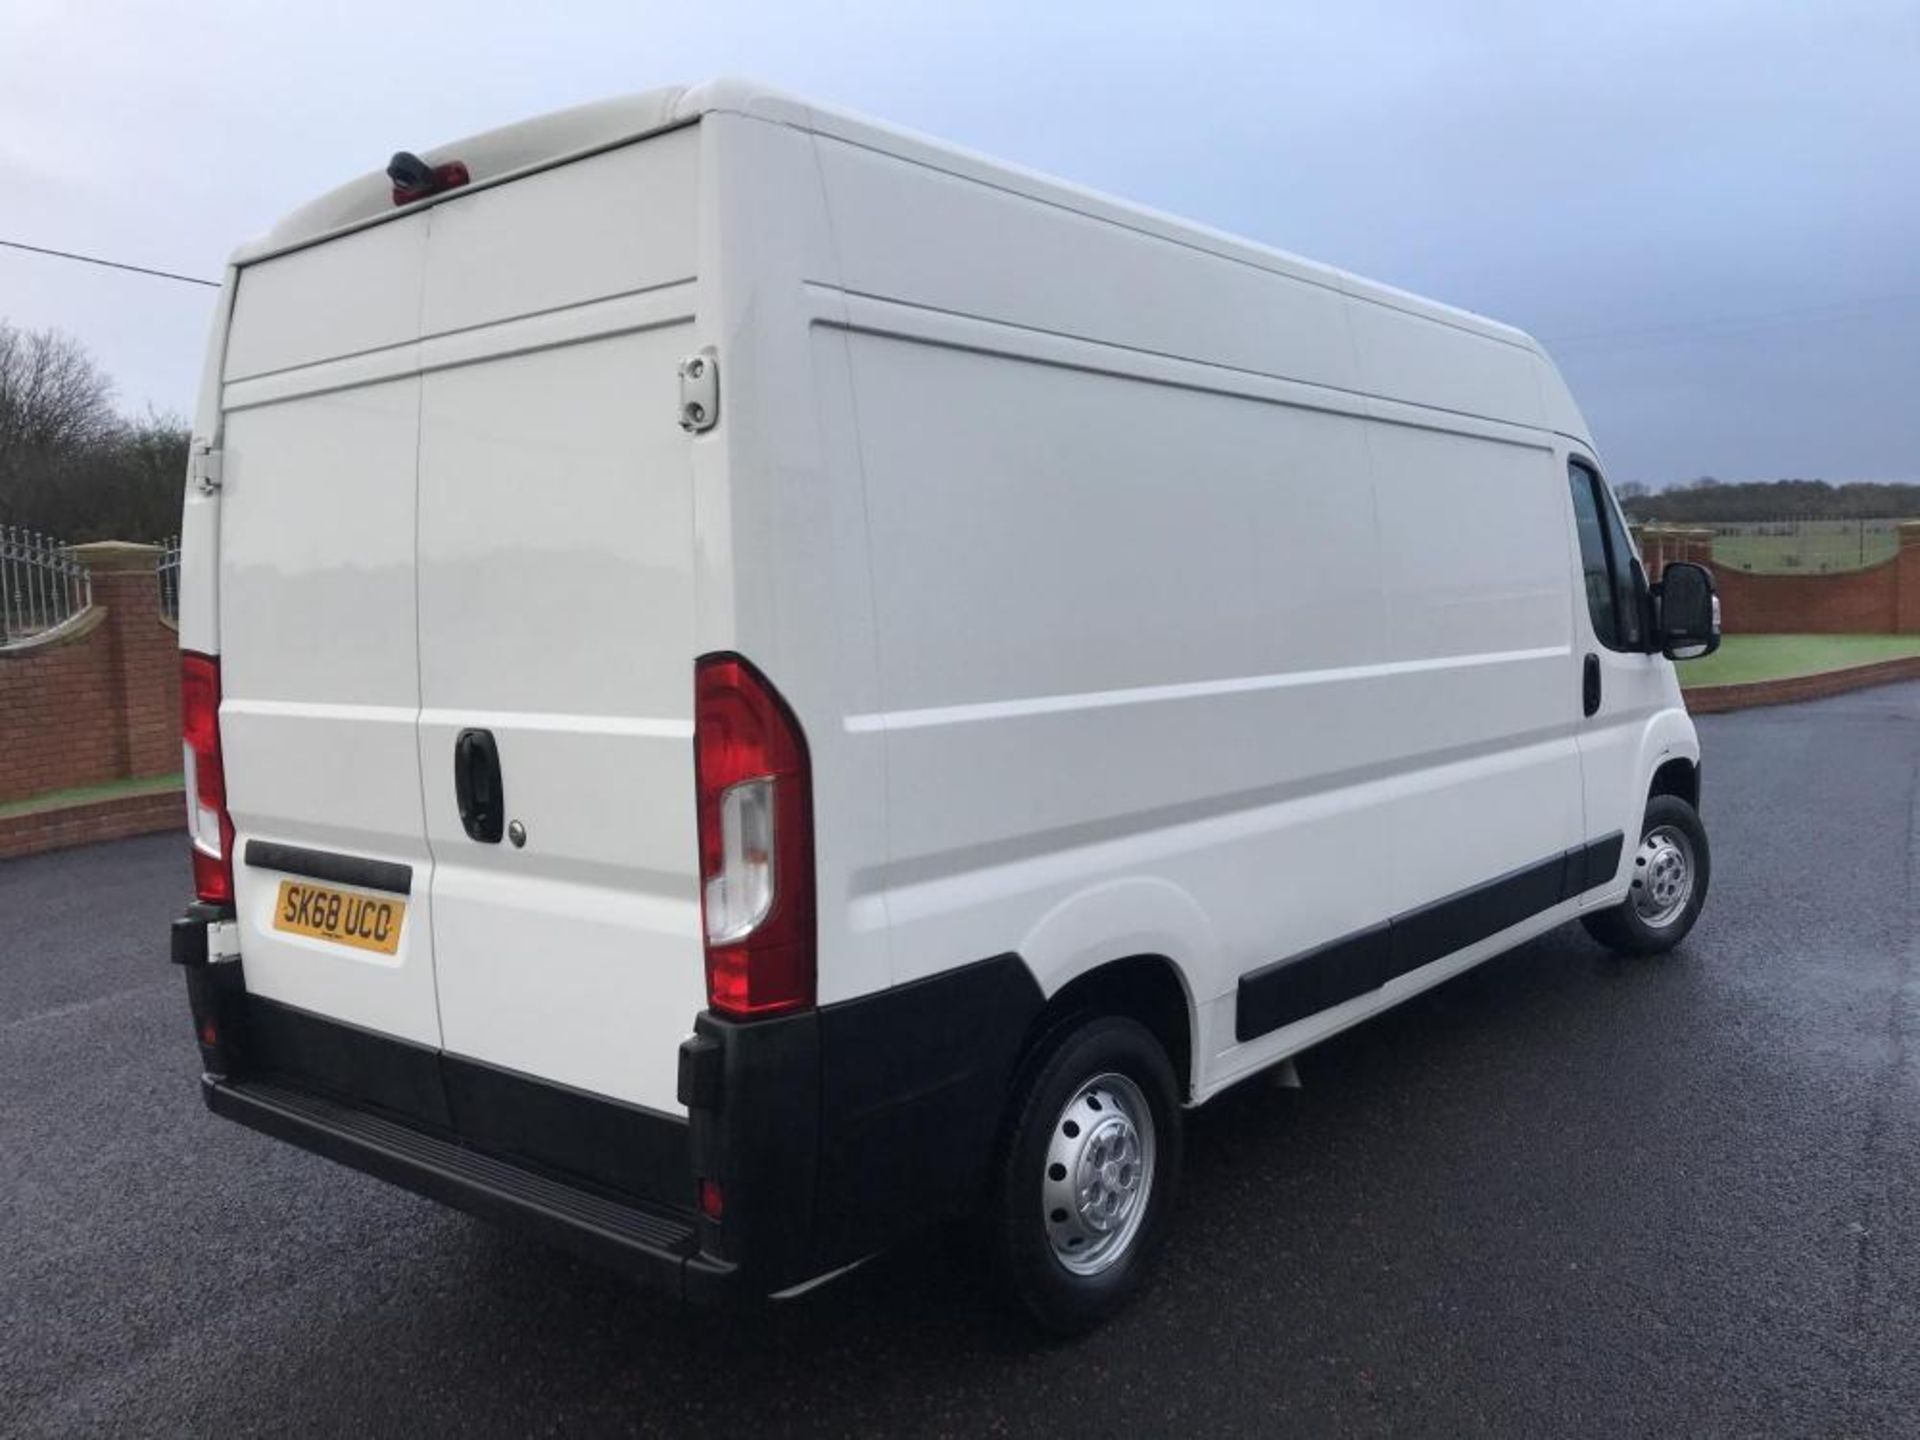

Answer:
[273,879,406,955]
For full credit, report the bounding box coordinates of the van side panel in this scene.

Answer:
[840,326,1392,1022]
[1360,418,1583,917]
[692,114,894,1009]
[1344,299,1546,430]
[817,137,1593,1096]
[812,138,1360,396]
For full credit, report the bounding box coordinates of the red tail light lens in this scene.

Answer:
[693,654,815,1018]
[181,652,235,904]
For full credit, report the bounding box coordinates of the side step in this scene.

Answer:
[205,1077,728,1299]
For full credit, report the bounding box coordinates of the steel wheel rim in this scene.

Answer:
[1041,1071,1156,1276]
[1630,823,1694,928]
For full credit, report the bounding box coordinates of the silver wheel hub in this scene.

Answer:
[1630,824,1694,928]
[1042,1072,1156,1275]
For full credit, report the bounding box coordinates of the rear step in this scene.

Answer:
[205,1077,728,1298]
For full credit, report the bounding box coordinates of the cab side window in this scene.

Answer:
[1597,480,1645,648]
[1568,461,1644,652]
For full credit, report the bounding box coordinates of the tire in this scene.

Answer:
[1582,794,1711,956]
[990,1014,1183,1335]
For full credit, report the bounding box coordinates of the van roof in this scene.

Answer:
[237,76,1551,371]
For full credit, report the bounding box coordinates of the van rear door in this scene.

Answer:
[217,217,443,1048]
[412,129,708,1115]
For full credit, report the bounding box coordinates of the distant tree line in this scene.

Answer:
[0,320,189,544]
[1619,476,1920,524]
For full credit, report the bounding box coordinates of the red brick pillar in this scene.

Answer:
[1681,529,1715,569]
[1897,523,1920,634]
[69,542,179,780]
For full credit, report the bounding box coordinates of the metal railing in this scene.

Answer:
[157,537,181,626]
[0,527,92,648]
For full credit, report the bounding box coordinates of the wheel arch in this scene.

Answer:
[1029,954,1196,1102]
[1015,877,1215,1101]
[1636,708,1703,816]
[1649,755,1699,810]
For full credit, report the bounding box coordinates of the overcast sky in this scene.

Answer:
[3,0,1915,487]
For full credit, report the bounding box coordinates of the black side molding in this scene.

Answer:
[1579,830,1625,892]
[1236,831,1626,1042]
[244,839,412,896]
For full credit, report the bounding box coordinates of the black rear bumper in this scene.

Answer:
[176,905,1045,1303]
[204,1074,736,1301]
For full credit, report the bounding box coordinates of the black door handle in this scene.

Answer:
[1582,654,1602,717]
[453,729,504,843]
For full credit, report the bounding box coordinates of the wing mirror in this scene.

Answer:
[1652,561,1720,660]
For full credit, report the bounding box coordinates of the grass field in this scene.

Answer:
[1678,634,1920,688]
[1705,522,1903,574]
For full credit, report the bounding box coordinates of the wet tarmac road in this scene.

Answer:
[4,684,1918,1436]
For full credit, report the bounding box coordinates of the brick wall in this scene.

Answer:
[1635,522,1920,636]
[1710,558,1899,634]
[0,788,184,861]
[0,542,180,806]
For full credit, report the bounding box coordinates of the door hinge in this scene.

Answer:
[190,442,223,494]
[677,349,719,433]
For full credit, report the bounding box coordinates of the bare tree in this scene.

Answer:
[0,321,119,479]
[0,321,190,541]
[100,407,193,541]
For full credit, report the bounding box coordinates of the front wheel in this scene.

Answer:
[1582,794,1711,955]
[990,1015,1182,1334]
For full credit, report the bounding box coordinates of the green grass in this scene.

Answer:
[1678,634,1920,689]
[0,772,183,820]
[1708,526,1901,575]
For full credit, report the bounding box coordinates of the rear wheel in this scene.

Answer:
[990,1015,1182,1334]
[1582,794,1710,955]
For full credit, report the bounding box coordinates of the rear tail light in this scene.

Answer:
[693,654,815,1018]
[181,652,235,905]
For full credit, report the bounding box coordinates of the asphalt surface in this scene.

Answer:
[5,684,1919,1437]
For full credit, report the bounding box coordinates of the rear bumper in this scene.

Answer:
[203,1073,738,1301]
[175,904,1046,1302]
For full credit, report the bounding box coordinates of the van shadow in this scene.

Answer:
[342,923,1681,1433]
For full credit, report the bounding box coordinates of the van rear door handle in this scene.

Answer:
[1582,654,1602,717]
[453,729,505,843]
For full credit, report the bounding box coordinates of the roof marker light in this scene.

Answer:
[387,151,470,207]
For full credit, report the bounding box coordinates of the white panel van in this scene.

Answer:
[169,80,1723,1332]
